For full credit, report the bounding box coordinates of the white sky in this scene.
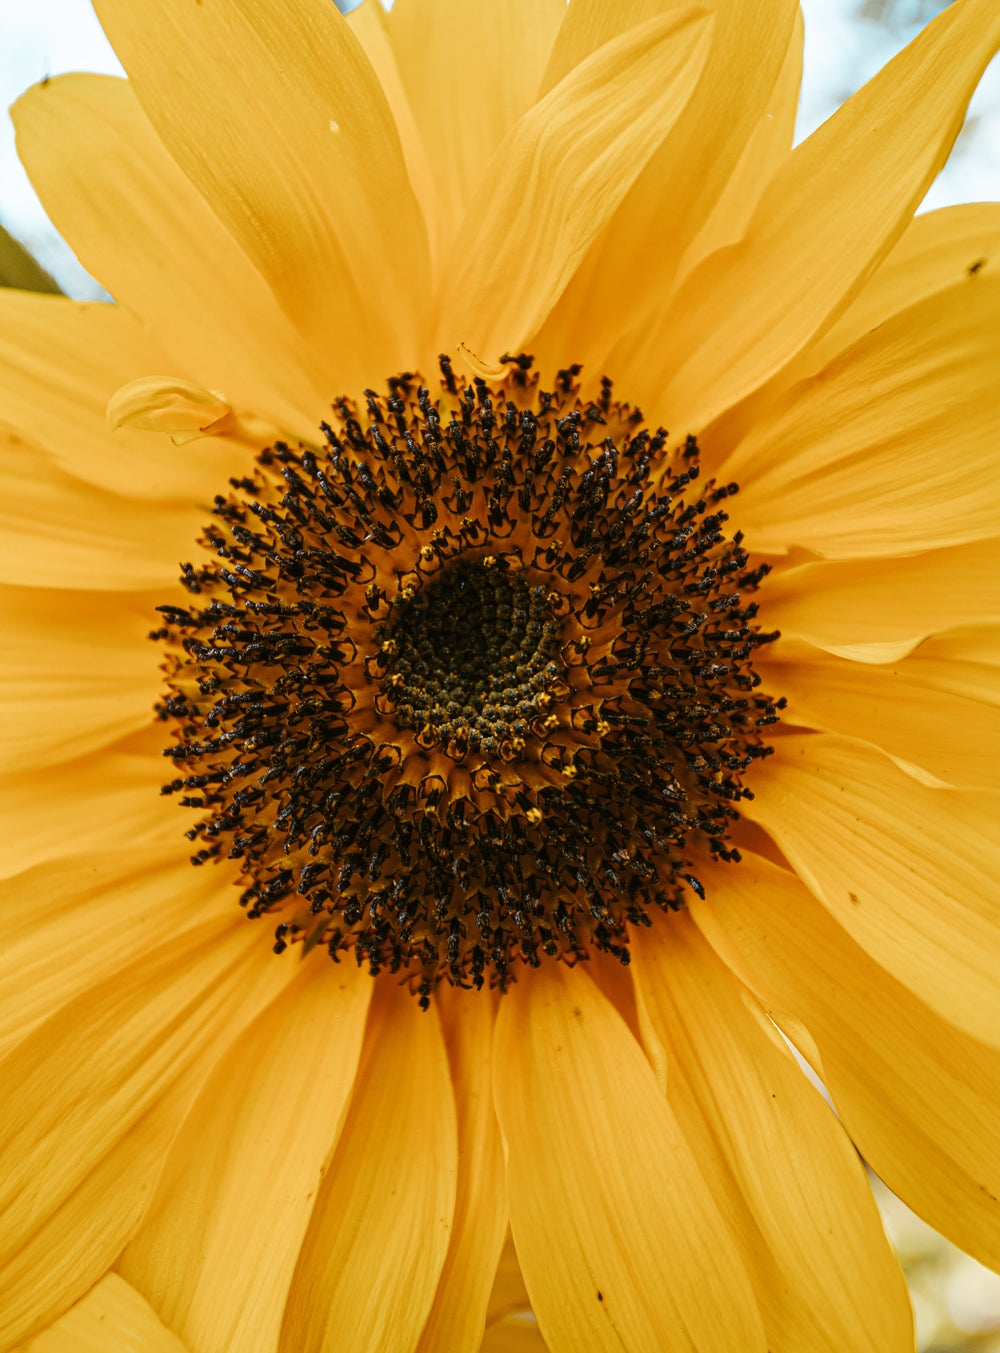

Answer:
[1,0,998,298]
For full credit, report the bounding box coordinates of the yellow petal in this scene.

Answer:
[535,0,799,375]
[21,1274,188,1353]
[0,749,174,879]
[435,8,714,362]
[631,911,914,1353]
[0,431,207,590]
[492,962,766,1353]
[765,632,1000,789]
[107,376,230,442]
[746,733,1000,1046]
[0,290,245,500]
[760,539,1000,652]
[119,957,371,1353]
[0,915,292,1350]
[625,0,1000,432]
[416,986,507,1353]
[12,73,328,436]
[280,979,457,1353]
[92,0,430,388]
[0,586,158,772]
[0,850,228,1061]
[694,851,1000,1270]
[385,0,565,248]
[724,275,1000,557]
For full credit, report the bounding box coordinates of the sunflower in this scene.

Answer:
[2,0,999,1349]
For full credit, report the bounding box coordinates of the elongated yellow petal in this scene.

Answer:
[21,1274,188,1353]
[416,986,507,1353]
[0,917,292,1349]
[0,586,159,772]
[535,0,799,374]
[12,74,328,437]
[0,850,225,1060]
[0,291,243,500]
[765,632,1000,788]
[493,962,766,1353]
[760,539,1000,652]
[725,275,1000,557]
[632,910,914,1353]
[92,0,431,387]
[436,8,713,362]
[387,0,565,246]
[119,958,371,1353]
[280,980,457,1353]
[694,852,1000,1270]
[626,0,1000,432]
[747,733,1000,1046]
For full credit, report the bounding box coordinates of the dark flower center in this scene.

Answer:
[156,357,782,1004]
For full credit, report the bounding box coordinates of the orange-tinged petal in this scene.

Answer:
[485,1236,531,1328]
[91,0,430,389]
[280,980,457,1353]
[0,290,244,501]
[0,851,227,1061]
[0,750,173,880]
[12,74,328,437]
[416,986,506,1353]
[435,9,714,363]
[723,275,1000,557]
[493,962,766,1353]
[694,852,1000,1270]
[535,0,799,375]
[119,958,371,1353]
[0,586,159,772]
[624,0,1000,432]
[0,916,293,1349]
[747,733,1000,1046]
[386,0,564,247]
[0,431,206,591]
[21,1274,188,1353]
[760,540,1000,652]
[765,635,1000,789]
[631,911,913,1353]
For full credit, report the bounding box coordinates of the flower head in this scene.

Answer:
[2,1,1000,1351]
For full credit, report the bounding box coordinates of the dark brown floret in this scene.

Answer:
[156,359,782,1002]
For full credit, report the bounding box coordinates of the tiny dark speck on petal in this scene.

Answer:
[597,1291,604,1302]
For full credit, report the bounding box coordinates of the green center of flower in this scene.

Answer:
[156,358,781,1003]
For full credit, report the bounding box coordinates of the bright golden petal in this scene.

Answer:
[21,1274,188,1353]
[631,910,914,1353]
[0,750,173,880]
[747,733,1000,1046]
[386,0,564,247]
[279,980,457,1353]
[91,0,430,388]
[724,276,1000,557]
[0,290,244,500]
[0,852,228,1061]
[0,917,292,1350]
[0,587,159,772]
[436,8,713,363]
[119,959,371,1353]
[492,962,766,1353]
[12,74,328,437]
[624,0,1000,432]
[694,852,1000,1271]
[0,431,208,590]
[766,632,1000,789]
[416,986,507,1353]
[760,539,1000,653]
[535,0,799,375]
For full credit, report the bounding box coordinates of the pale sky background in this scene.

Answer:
[1,0,998,298]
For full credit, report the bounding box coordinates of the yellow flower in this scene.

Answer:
[2,1,999,1351]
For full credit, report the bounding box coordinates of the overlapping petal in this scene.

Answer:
[20,1274,188,1353]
